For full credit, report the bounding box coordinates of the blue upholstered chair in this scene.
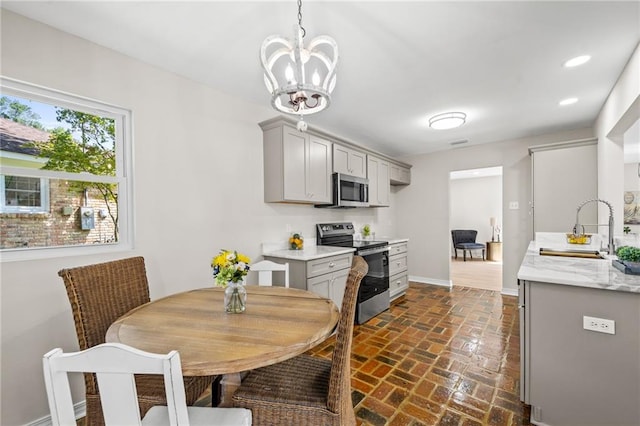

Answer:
[451,230,485,261]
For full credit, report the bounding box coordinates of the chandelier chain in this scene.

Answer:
[297,0,306,37]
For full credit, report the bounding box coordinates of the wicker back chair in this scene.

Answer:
[58,257,214,426]
[231,255,368,426]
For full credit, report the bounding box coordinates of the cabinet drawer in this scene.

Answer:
[389,253,408,276]
[389,242,408,256]
[389,273,408,299]
[307,253,353,278]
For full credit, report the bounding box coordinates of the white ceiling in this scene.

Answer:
[3,1,639,158]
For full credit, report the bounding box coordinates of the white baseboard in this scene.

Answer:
[28,400,85,426]
[410,275,518,296]
[501,288,518,296]
[409,275,452,288]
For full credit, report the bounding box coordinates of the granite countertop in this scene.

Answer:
[263,245,355,261]
[517,233,640,294]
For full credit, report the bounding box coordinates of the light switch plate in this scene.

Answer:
[509,201,519,210]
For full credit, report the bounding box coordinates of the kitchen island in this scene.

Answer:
[517,235,640,426]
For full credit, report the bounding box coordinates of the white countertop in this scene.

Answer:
[382,237,409,245]
[517,233,640,294]
[263,245,355,261]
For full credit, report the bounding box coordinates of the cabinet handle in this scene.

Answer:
[397,261,401,266]
[328,262,335,268]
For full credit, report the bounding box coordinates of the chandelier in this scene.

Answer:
[260,0,338,130]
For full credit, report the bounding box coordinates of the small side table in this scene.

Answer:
[486,241,503,261]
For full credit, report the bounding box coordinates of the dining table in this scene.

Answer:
[105,285,339,406]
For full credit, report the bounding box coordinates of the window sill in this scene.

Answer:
[0,241,133,262]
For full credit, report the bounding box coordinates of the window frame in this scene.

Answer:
[0,76,134,261]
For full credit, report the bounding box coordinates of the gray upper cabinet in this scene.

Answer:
[390,163,411,185]
[333,143,367,178]
[263,123,332,204]
[367,155,390,207]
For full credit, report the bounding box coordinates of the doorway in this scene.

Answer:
[449,166,503,291]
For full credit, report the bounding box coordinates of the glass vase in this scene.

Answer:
[224,281,246,314]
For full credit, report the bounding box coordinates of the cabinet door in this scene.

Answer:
[378,160,390,205]
[349,150,367,178]
[307,273,331,300]
[333,144,366,178]
[307,135,332,203]
[329,268,350,310]
[282,127,309,202]
[333,144,351,176]
[367,155,390,207]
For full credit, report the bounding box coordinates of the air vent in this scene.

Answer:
[449,139,469,146]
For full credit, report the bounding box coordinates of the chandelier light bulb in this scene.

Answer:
[312,70,320,86]
[285,64,295,83]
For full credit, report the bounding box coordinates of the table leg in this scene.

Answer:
[217,372,242,407]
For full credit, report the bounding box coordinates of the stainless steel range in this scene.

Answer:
[316,222,390,324]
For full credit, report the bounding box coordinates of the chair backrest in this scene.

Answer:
[451,229,478,245]
[250,260,289,287]
[326,255,368,415]
[57,257,151,395]
[43,343,189,426]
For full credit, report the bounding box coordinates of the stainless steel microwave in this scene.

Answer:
[316,173,369,208]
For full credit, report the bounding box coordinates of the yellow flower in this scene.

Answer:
[237,253,251,264]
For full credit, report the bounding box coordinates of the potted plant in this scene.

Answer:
[612,245,640,275]
[362,224,371,240]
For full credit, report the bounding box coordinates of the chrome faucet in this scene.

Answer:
[572,199,615,254]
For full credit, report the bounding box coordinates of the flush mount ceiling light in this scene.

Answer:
[564,55,591,68]
[260,0,338,131]
[559,97,578,106]
[429,112,466,130]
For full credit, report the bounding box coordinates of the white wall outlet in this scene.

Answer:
[509,201,519,210]
[583,315,615,335]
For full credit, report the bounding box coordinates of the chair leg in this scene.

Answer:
[483,249,486,261]
[463,250,467,261]
[454,249,457,260]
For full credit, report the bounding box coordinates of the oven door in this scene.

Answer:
[356,246,390,303]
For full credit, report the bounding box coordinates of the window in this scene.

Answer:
[0,77,133,260]
[1,175,50,213]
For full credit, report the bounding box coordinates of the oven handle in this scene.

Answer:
[356,246,390,256]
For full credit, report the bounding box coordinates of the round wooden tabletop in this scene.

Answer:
[106,286,339,376]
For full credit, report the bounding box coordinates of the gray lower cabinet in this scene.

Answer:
[264,252,353,309]
[388,241,408,300]
[520,280,640,426]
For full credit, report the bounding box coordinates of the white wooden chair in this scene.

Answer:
[43,343,252,426]
[250,260,289,287]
